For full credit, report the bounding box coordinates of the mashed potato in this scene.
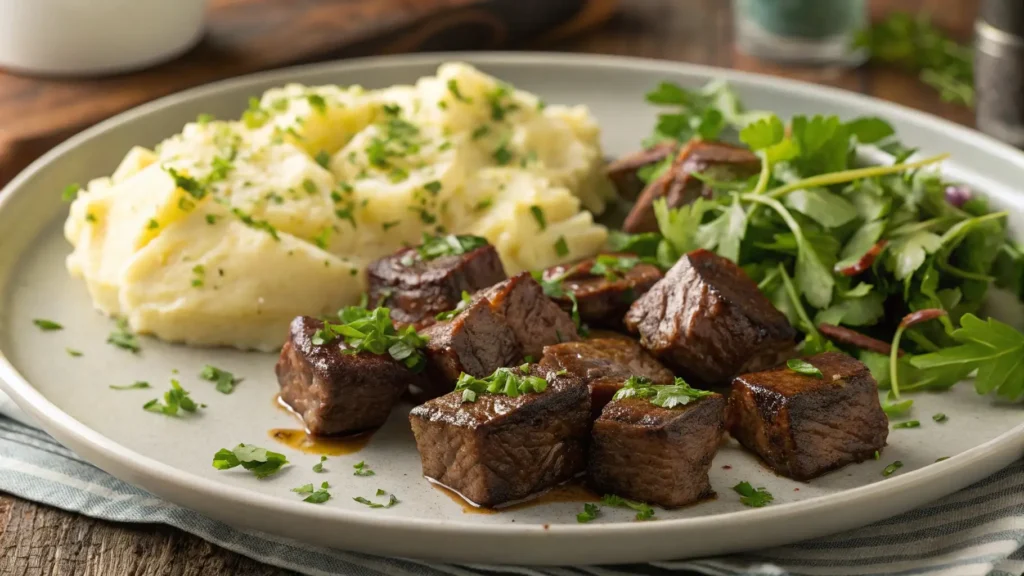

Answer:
[64,63,614,350]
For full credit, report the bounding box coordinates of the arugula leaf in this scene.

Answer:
[733,481,773,507]
[213,444,288,478]
[814,291,885,327]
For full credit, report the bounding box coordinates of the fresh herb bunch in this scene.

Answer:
[626,80,1024,402]
[312,298,429,372]
[612,375,715,409]
[454,364,549,403]
[855,12,974,107]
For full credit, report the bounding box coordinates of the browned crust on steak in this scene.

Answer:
[543,255,664,328]
[625,249,796,386]
[275,316,425,436]
[589,394,726,508]
[725,352,889,481]
[605,142,676,201]
[409,367,590,507]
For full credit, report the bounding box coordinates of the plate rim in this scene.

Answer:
[2,50,1024,557]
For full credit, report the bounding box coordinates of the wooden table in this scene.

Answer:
[0,0,978,573]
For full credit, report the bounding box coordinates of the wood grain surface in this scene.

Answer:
[0,0,979,574]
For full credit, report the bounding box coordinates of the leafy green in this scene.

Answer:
[606,231,662,259]
[612,375,715,409]
[733,482,773,508]
[110,381,150,390]
[354,491,399,509]
[455,365,548,403]
[577,502,600,523]
[353,461,375,477]
[882,460,904,477]
[786,359,823,378]
[314,304,429,372]
[416,233,488,262]
[199,365,241,394]
[912,314,1024,400]
[107,318,140,353]
[893,420,921,429]
[33,319,63,331]
[435,291,473,321]
[313,455,327,473]
[143,380,201,416]
[213,444,288,479]
[600,494,655,521]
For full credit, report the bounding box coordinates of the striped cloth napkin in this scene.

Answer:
[1,392,1022,576]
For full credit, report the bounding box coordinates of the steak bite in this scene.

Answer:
[409,365,590,507]
[276,316,426,436]
[367,234,506,328]
[605,142,676,201]
[625,249,796,386]
[421,272,579,397]
[589,377,726,508]
[540,333,674,417]
[726,352,889,481]
[623,140,760,233]
[542,254,663,328]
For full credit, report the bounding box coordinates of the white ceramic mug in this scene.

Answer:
[0,0,208,76]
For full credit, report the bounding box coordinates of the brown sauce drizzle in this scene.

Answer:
[268,429,372,456]
[430,478,600,514]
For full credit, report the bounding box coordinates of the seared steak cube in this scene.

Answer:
[409,366,590,507]
[589,385,726,508]
[367,236,506,328]
[275,316,426,436]
[623,140,760,233]
[726,352,889,480]
[540,333,674,418]
[605,142,675,201]
[542,255,663,328]
[422,272,579,397]
[625,249,796,385]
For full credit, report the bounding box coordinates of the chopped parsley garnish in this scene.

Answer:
[471,125,490,140]
[302,178,318,195]
[354,491,399,509]
[313,455,327,472]
[293,482,331,503]
[936,456,950,462]
[446,79,472,103]
[242,97,269,129]
[882,460,904,477]
[196,113,214,125]
[933,413,948,423]
[109,381,150,390]
[292,483,314,494]
[436,291,473,321]
[191,264,205,288]
[147,219,159,230]
[612,375,714,409]
[62,183,81,202]
[600,494,654,521]
[423,180,442,195]
[786,358,823,378]
[143,380,201,416]
[474,198,493,212]
[416,233,488,261]
[107,318,140,353]
[313,227,332,249]
[231,207,279,240]
[589,254,641,280]
[529,205,547,231]
[733,482,774,507]
[531,270,586,336]
[307,94,327,114]
[893,420,920,429]
[454,365,548,403]
[381,220,400,231]
[205,214,219,225]
[492,143,513,165]
[365,114,422,180]
[486,83,519,121]
[199,365,240,394]
[66,348,83,357]
[882,398,914,417]
[32,319,63,331]
[312,304,428,371]
[315,150,331,168]
[213,444,289,479]
[165,167,206,200]
[554,236,569,258]
[353,461,375,477]
[577,502,600,523]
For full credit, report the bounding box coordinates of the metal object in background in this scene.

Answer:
[976,0,1024,148]
[733,0,867,65]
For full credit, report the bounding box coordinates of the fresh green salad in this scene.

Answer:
[611,80,1024,409]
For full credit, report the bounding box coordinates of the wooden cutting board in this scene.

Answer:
[0,0,618,185]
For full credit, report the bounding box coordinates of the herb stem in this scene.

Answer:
[764,154,949,200]
[776,263,821,341]
[889,323,908,399]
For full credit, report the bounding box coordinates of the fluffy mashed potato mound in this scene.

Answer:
[64,63,614,351]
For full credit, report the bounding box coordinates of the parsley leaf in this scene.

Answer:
[416,234,488,261]
[589,254,641,281]
[733,481,773,508]
[435,291,473,321]
[313,455,327,472]
[315,150,331,168]
[577,502,600,523]
[66,348,83,357]
[315,304,429,372]
[143,380,201,416]
[612,375,714,409]
[786,358,823,378]
[882,460,904,477]
[353,461,375,477]
[61,184,81,202]
[304,489,331,504]
[213,444,289,479]
[354,491,399,508]
[199,365,241,394]
[933,412,948,423]
[529,205,547,230]
[110,381,150,390]
[893,420,920,429]
[455,365,549,403]
[600,494,654,521]
[33,319,63,331]
[554,236,569,258]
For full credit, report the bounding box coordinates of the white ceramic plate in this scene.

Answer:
[1,53,1024,566]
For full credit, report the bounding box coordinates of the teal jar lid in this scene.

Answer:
[737,0,866,39]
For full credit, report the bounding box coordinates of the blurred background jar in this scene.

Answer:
[734,0,867,65]
[975,0,1024,148]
